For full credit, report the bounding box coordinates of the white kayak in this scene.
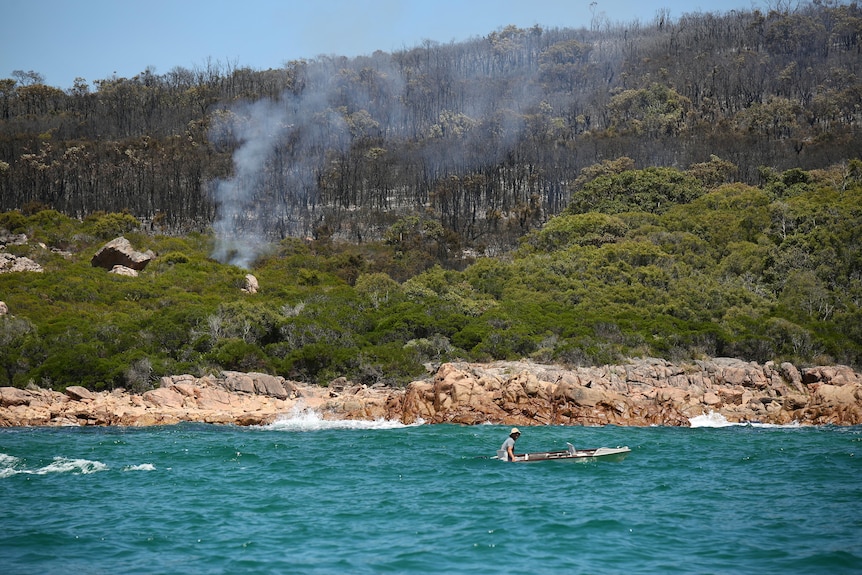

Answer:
[495,443,631,463]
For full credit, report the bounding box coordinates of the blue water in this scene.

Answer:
[1,411,860,575]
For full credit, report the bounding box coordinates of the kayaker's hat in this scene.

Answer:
[510,427,520,435]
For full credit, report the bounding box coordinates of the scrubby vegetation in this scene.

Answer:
[1,158,860,390]
[2,2,862,390]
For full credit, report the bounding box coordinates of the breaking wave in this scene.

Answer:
[123,463,156,472]
[0,454,108,477]
[263,404,422,432]
[689,411,802,429]
[0,452,22,478]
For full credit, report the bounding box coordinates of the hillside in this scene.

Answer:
[1,158,861,391]
[1,2,861,257]
[0,2,861,391]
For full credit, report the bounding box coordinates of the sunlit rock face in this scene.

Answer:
[91,237,154,271]
[1,361,861,428]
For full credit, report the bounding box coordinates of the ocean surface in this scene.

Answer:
[1,410,860,575]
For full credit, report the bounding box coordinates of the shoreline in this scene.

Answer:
[2,358,861,428]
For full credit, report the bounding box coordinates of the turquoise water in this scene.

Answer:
[1,412,860,575]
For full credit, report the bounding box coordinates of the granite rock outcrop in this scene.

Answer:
[91,237,154,271]
[1,359,861,427]
[0,252,43,273]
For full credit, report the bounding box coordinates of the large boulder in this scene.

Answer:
[142,387,185,409]
[91,237,154,271]
[0,232,28,246]
[242,274,259,294]
[221,371,257,394]
[569,384,607,407]
[65,386,95,401]
[193,386,234,410]
[813,383,862,407]
[1,387,33,407]
[803,365,860,386]
[248,372,289,399]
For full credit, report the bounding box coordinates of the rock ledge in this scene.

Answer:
[1,359,860,427]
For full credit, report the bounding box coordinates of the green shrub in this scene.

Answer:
[355,272,401,308]
[0,210,27,233]
[206,338,271,372]
[0,316,40,386]
[162,251,190,264]
[283,342,359,384]
[523,212,628,252]
[568,167,704,215]
[83,211,141,239]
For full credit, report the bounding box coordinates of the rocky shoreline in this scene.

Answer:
[1,358,861,427]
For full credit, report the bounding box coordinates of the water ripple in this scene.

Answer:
[1,422,861,574]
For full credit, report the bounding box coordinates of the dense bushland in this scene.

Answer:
[2,2,861,390]
[1,159,860,390]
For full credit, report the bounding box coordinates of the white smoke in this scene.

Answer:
[209,36,546,268]
[209,86,354,268]
[211,99,290,268]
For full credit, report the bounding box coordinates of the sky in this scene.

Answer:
[2,0,763,90]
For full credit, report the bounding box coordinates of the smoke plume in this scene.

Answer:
[209,33,545,268]
[209,83,352,268]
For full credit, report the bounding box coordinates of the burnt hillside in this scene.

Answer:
[1,2,860,258]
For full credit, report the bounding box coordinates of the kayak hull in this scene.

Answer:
[496,446,631,463]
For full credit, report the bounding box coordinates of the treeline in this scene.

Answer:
[1,1,861,253]
[1,159,861,389]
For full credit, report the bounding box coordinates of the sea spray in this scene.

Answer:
[689,410,802,429]
[688,411,738,428]
[263,404,421,432]
[122,463,156,472]
[0,455,108,476]
[0,452,21,478]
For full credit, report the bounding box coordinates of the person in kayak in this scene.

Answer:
[500,428,521,461]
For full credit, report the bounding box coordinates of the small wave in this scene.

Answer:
[689,411,738,428]
[0,452,20,465]
[264,405,421,432]
[35,457,108,475]
[0,453,22,478]
[1,456,108,477]
[123,463,156,472]
[689,411,802,429]
[751,421,802,429]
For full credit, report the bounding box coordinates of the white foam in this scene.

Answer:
[689,411,802,429]
[124,463,156,472]
[689,411,738,428]
[264,405,421,432]
[2,456,109,477]
[0,452,20,466]
[35,457,108,475]
[0,453,22,478]
[749,420,802,429]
